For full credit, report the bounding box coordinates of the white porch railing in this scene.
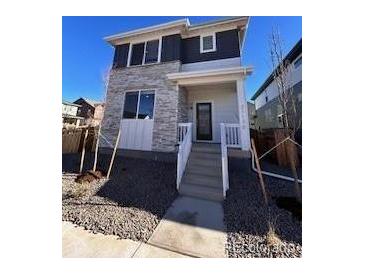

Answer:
[224,123,241,148]
[220,123,230,197]
[177,123,193,189]
[178,123,191,144]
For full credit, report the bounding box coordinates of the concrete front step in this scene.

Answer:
[185,163,221,177]
[191,143,221,154]
[179,183,223,202]
[188,157,221,168]
[183,172,222,188]
[189,151,221,161]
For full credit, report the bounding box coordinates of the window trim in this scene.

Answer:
[127,37,162,67]
[293,55,302,69]
[200,33,217,53]
[122,89,156,120]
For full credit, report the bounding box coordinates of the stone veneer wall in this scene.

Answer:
[100,61,181,152]
[177,87,188,123]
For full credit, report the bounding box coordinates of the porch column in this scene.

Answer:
[236,78,250,151]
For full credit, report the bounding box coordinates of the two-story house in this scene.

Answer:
[251,39,302,131]
[73,97,105,126]
[62,101,84,127]
[101,17,252,201]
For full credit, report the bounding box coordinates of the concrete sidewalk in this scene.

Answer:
[146,196,227,257]
[62,221,190,258]
[63,196,227,258]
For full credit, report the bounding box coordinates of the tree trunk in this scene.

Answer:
[286,139,301,202]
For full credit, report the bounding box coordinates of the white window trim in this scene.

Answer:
[127,38,162,67]
[123,89,156,120]
[200,33,217,53]
[293,54,302,69]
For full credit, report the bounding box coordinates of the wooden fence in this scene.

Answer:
[250,128,301,167]
[62,127,98,154]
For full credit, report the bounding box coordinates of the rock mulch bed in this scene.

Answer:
[62,154,178,243]
[224,159,302,258]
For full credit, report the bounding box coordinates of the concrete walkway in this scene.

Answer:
[146,196,227,257]
[62,221,190,258]
[63,196,227,258]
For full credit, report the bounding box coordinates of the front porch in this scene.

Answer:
[168,66,252,151]
[169,67,252,199]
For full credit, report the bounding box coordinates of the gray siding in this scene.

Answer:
[181,29,240,64]
[255,81,302,130]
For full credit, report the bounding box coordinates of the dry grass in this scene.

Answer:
[266,224,283,247]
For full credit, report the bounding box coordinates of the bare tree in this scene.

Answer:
[269,28,302,202]
[93,65,112,172]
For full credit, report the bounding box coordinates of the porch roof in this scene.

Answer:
[167,66,253,86]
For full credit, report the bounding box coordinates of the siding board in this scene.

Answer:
[182,29,240,64]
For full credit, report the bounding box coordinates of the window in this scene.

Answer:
[294,56,302,69]
[200,34,216,53]
[265,95,269,103]
[144,40,159,64]
[138,91,155,119]
[122,92,139,118]
[129,39,160,66]
[130,43,145,66]
[122,90,155,119]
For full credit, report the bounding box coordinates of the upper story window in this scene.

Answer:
[129,39,160,66]
[200,33,216,53]
[123,90,155,119]
[294,56,302,69]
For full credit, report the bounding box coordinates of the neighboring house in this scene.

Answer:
[62,101,84,127]
[73,98,105,126]
[247,101,257,129]
[101,17,253,200]
[251,39,302,130]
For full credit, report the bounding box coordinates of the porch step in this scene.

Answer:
[179,183,223,202]
[178,143,224,201]
[189,151,221,161]
[185,163,222,177]
[182,172,222,188]
[191,143,221,154]
[188,157,221,168]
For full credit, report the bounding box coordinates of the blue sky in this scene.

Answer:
[62,16,301,102]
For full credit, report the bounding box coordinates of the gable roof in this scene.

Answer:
[251,38,302,101]
[74,97,103,108]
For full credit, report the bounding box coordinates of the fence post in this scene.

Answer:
[107,129,121,179]
[251,138,269,205]
[79,128,89,174]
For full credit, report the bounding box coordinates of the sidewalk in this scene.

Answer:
[63,196,227,258]
[62,221,190,258]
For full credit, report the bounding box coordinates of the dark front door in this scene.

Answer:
[196,102,212,141]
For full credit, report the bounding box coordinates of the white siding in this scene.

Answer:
[181,57,241,72]
[119,119,153,151]
[186,84,239,143]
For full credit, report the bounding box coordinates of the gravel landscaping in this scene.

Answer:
[224,159,302,258]
[62,153,178,242]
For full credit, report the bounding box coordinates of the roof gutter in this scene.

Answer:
[104,18,190,42]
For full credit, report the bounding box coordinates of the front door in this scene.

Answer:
[196,102,212,141]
